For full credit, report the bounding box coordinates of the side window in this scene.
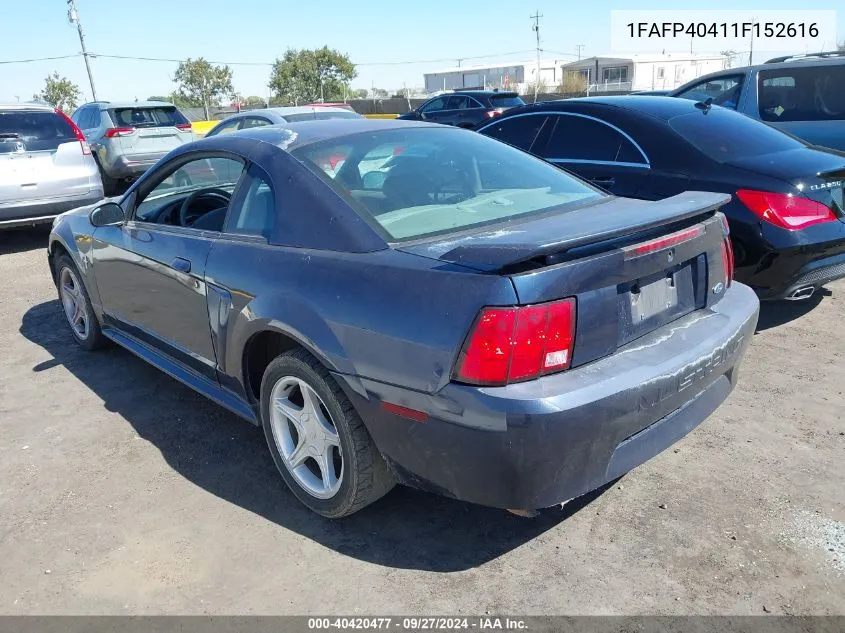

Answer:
[239,116,271,130]
[225,166,275,239]
[538,115,644,163]
[76,108,92,129]
[209,118,242,137]
[481,115,549,151]
[134,156,244,224]
[675,75,744,110]
[758,66,845,122]
[70,108,84,126]
[446,95,471,110]
[420,97,448,113]
[89,108,102,128]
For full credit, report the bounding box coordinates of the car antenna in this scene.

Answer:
[694,97,713,113]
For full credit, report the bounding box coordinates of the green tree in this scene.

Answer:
[268,47,356,105]
[245,95,266,107]
[371,87,389,98]
[351,88,369,99]
[173,58,234,120]
[33,72,81,112]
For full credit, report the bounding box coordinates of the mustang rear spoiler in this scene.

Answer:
[427,192,732,269]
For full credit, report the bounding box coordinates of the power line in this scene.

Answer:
[79,49,539,68]
[0,54,80,65]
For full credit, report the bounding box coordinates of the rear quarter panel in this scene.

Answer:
[205,242,517,396]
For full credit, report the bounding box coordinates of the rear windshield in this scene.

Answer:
[284,111,362,123]
[109,106,189,128]
[669,106,805,163]
[0,110,76,154]
[758,66,845,122]
[292,127,603,241]
[490,94,525,107]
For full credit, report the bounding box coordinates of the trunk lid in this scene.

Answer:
[727,148,845,220]
[400,191,732,368]
[0,109,91,204]
[108,106,193,156]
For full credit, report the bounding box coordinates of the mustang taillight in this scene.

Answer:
[719,213,734,288]
[736,189,836,230]
[455,298,576,386]
[622,224,704,259]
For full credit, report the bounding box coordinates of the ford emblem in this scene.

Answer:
[712,282,724,295]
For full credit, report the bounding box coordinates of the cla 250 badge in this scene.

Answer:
[639,332,745,410]
[810,180,842,191]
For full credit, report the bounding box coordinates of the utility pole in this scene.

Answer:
[66,0,98,101]
[531,11,543,103]
[456,58,463,68]
[575,44,585,61]
[749,18,755,65]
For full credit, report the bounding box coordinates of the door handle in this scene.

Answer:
[171,257,191,273]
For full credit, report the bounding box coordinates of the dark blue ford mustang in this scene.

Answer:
[48,119,759,517]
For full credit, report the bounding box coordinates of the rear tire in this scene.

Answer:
[54,254,106,351]
[94,157,119,197]
[260,348,395,518]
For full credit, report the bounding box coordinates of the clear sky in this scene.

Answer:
[1,0,842,104]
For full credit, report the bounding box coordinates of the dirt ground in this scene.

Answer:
[0,225,843,615]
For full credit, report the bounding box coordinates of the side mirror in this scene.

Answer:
[89,202,126,227]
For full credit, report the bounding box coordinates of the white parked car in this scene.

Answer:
[0,103,103,229]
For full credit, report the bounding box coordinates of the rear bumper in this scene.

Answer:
[0,192,104,228]
[338,283,759,510]
[104,152,167,179]
[758,252,845,300]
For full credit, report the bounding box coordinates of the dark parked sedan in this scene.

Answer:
[478,97,845,300]
[48,120,758,517]
[397,90,524,128]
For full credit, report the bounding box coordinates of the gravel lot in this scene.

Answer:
[1,225,843,615]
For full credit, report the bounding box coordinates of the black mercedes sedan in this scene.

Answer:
[48,119,758,517]
[477,97,845,300]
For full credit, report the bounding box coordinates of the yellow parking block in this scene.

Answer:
[363,114,400,119]
[191,120,219,137]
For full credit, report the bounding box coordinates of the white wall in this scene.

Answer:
[632,58,727,91]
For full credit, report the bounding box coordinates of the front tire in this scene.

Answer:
[54,254,106,351]
[260,349,395,518]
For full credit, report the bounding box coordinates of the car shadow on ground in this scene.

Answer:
[20,300,604,572]
[755,289,832,332]
[0,225,51,256]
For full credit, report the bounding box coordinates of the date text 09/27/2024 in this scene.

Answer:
[307,617,528,631]
[627,22,819,38]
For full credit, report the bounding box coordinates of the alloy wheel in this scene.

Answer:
[269,376,343,499]
[59,267,89,341]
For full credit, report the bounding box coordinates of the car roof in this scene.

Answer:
[210,118,441,151]
[0,102,55,111]
[525,95,706,121]
[452,90,518,96]
[246,106,356,117]
[80,100,176,109]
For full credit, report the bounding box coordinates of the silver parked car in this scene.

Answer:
[0,103,103,229]
[71,100,194,194]
[204,106,362,137]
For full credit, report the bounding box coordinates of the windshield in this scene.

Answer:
[0,110,76,154]
[758,65,845,122]
[490,94,525,108]
[669,106,805,163]
[292,127,603,241]
[109,106,189,128]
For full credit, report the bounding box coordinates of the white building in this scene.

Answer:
[560,53,729,93]
[423,59,569,94]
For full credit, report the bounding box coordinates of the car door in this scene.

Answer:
[530,113,650,198]
[203,163,278,398]
[417,96,450,123]
[91,153,246,379]
[441,95,477,127]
